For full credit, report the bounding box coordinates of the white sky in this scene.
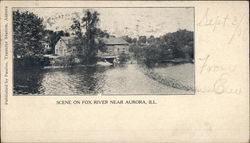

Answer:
[14,8,194,38]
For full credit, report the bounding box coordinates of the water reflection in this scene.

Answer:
[14,67,45,94]
[14,64,193,95]
[14,65,109,95]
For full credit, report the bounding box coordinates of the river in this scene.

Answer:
[14,64,194,95]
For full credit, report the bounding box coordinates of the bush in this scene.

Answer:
[130,29,194,65]
[118,53,130,64]
[52,55,77,66]
[14,56,50,68]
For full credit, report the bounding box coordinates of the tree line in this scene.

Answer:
[125,29,194,66]
[13,10,194,68]
[13,10,108,67]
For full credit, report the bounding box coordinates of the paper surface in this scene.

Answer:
[1,1,249,142]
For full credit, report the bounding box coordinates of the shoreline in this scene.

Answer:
[137,63,194,92]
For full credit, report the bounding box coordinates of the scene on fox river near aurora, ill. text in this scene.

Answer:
[13,7,195,95]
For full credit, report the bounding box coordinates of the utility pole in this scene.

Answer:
[125,27,128,36]
[177,19,181,30]
[136,24,139,39]
[114,21,119,36]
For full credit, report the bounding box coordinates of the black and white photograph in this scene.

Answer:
[2,2,248,143]
[13,7,195,95]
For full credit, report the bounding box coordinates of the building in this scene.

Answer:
[55,36,130,59]
[54,36,78,56]
[98,37,130,58]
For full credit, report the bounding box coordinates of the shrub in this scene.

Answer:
[52,55,77,66]
[118,53,130,64]
[14,56,50,68]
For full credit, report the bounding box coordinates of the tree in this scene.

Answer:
[118,52,130,64]
[71,10,104,64]
[147,35,155,43]
[122,35,133,43]
[130,29,194,66]
[13,10,45,58]
[163,29,194,58]
[138,36,147,44]
[96,28,109,38]
[132,38,137,43]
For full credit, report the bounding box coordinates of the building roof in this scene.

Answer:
[60,36,77,44]
[60,36,79,47]
[101,37,129,45]
[58,36,129,48]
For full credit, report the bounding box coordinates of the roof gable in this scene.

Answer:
[59,36,80,48]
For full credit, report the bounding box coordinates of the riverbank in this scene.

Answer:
[15,63,190,95]
[42,62,195,93]
[43,62,113,69]
[138,63,194,92]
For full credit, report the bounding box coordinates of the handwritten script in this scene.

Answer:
[197,8,247,44]
[197,55,242,95]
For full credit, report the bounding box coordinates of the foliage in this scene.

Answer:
[96,29,109,38]
[122,35,133,43]
[13,10,45,59]
[161,29,194,59]
[132,38,138,43]
[130,29,194,66]
[118,53,130,64]
[138,36,147,44]
[96,40,107,52]
[52,55,76,66]
[147,35,155,43]
[71,10,106,65]
[14,56,50,68]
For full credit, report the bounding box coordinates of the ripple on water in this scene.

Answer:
[14,64,194,95]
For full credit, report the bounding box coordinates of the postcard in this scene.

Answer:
[1,1,249,142]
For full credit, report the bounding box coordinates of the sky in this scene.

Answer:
[14,7,194,38]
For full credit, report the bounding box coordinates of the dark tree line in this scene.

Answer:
[130,29,194,66]
[13,10,71,67]
[13,9,107,67]
[13,10,48,67]
[13,9,193,67]
[13,10,44,59]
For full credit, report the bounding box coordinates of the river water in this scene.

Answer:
[14,64,192,95]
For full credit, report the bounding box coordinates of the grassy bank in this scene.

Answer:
[138,63,194,92]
